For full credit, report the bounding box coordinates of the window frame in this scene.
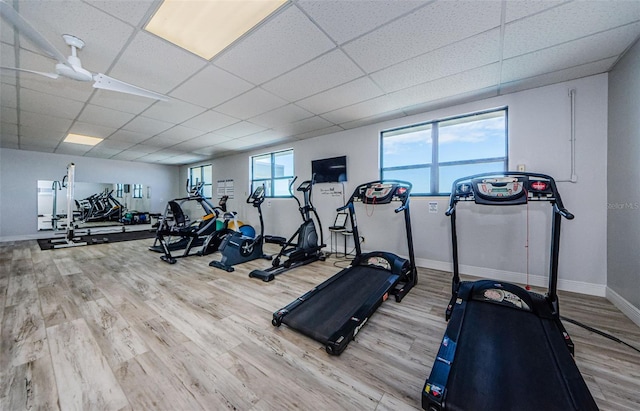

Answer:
[132,184,143,199]
[251,148,294,198]
[189,164,213,198]
[380,107,508,196]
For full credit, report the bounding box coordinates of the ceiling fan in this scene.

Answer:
[0,0,168,101]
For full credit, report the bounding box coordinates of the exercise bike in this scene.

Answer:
[249,176,326,282]
[209,185,271,272]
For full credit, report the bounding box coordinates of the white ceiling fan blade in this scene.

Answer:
[0,0,70,67]
[0,65,59,79]
[92,73,168,101]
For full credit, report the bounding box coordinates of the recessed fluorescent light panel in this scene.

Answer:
[64,134,103,146]
[145,0,288,60]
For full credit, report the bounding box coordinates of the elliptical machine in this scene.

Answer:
[249,176,326,282]
[209,185,271,272]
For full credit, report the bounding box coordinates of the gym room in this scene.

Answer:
[1,0,639,409]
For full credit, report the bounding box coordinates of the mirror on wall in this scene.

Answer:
[37,180,152,231]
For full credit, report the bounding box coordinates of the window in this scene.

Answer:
[115,183,124,198]
[189,164,213,198]
[251,149,294,197]
[381,108,508,195]
[132,184,143,199]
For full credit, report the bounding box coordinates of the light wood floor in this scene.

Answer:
[1,239,639,410]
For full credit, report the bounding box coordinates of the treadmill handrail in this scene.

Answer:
[445,171,573,311]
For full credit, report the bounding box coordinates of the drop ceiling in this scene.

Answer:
[1,0,639,165]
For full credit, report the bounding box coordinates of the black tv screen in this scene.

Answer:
[312,155,347,183]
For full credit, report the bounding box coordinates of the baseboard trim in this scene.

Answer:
[606,287,640,328]
[414,257,606,297]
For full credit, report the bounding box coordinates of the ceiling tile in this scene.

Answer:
[505,0,568,23]
[77,104,136,129]
[1,83,17,108]
[1,121,18,135]
[128,144,162,154]
[503,1,640,59]
[296,77,384,114]
[180,110,239,132]
[96,139,137,151]
[182,132,233,147]
[215,88,287,119]
[273,116,334,137]
[108,129,150,144]
[123,115,173,136]
[343,1,501,72]
[371,29,501,93]
[108,30,206,94]
[0,140,20,149]
[1,107,18,124]
[249,104,314,128]
[20,145,55,153]
[293,125,343,140]
[320,95,400,125]
[161,154,209,165]
[18,125,65,141]
[215,121,267,139]
[20,111,72,132]
[86,147,123,157]
[298,0,426,44]
[386,63,500,110]
[136,152,174,162]
[1,42,16,86]
[87,0,156,26]
[20,134,62,148]
[153,125,204,142]
[262,49,364,101]
[500,58,617,95]
[238,129,289,145]
[19,88,84,119]
[212,139,259,150]
[214,6,335,85]
[111,151,147,161]
[141,99,206,124]
[502,23,640,83]
[169,65,254,108]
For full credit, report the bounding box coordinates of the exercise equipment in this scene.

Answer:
[50,163,87,248]
[422,172,597,411]
[249,176,326,282]
[150,182,231,263]
[75,188,123,223]
[272,180,417,355]
[209,185,271,272]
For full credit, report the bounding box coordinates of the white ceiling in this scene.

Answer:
[1,0,639,165]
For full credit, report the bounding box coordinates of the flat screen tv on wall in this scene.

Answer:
[312,155,347,183]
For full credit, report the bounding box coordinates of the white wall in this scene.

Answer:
[182,74,609,296]
[0,148,180,240]
[607,38,640,325]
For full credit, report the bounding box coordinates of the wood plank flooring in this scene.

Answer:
[1,239,639,410]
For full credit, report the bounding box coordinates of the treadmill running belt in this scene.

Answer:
[445,301,597,411]
[283,265,397,343]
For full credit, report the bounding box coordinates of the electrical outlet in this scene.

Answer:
[517,164,526,172]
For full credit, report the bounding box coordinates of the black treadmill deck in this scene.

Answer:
[429,299,598,411]
[279,265,399,353]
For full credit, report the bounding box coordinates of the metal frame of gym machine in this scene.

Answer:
[272,179,417,355]
[422,171,597,411]
[50,163,87,248]
[249,176,326,282]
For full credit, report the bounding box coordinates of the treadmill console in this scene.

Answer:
[360,183,409,204]
[472,176,528,205]
[454,175,556,205]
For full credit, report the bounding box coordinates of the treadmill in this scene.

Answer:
[422,172,598,411]
[272,180,417,355]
